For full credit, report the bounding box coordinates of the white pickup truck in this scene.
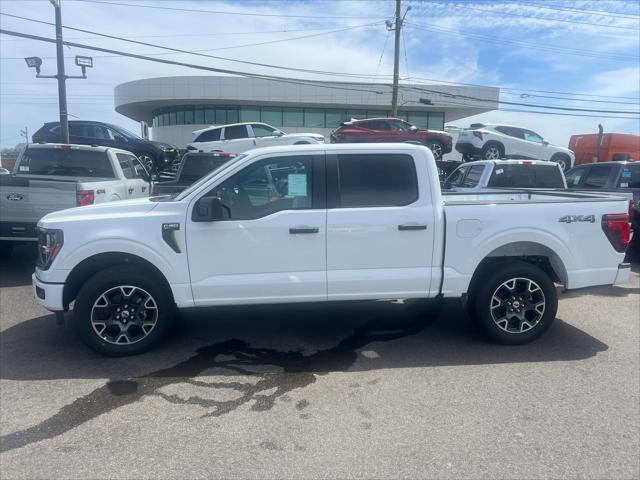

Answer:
[0,144,151,255]
[32,144,631,356]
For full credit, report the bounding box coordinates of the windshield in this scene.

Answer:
[487,164,565,189]
[108,124,141,140]
[174,154,248,200]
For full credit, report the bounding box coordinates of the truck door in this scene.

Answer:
[326,152,436,300]
[186,153,326,305]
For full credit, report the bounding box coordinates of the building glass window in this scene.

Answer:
[325,109,344,128]
[205,108,216,124]
[304,108,324,128]
[346,109,366,121]
[176,110,185,125]
[184,108,194,125]
[282,108,303,127]
[261,107,282,126]
[240,106,260,122]
[366,110,387,118]
[169,111,177,125]
[215,108,226,125]
[428,112,444,130]
[226,108,239,124]
[162,113,169,127]
[195,107,205,124]
[408,111,429,129]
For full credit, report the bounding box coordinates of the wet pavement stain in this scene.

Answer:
[0,313,433,453]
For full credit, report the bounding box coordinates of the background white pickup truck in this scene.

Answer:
[0,144,151,254]
[32,144,631,356]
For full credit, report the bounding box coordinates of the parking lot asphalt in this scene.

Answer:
[1,245,639,479]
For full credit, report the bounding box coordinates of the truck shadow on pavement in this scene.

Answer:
[0,301,608,453]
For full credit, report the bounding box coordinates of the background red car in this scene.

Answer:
[330,117,452,160]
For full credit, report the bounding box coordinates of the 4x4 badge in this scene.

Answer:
[558,215,595,224]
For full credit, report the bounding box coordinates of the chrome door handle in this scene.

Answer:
[398,224,427,231]
[289,226,319,234]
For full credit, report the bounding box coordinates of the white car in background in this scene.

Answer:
[187,122,325,154]
[455,123,575,171]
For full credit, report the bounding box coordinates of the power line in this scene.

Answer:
[406,22,636,62]
[409,86,640,114]
[0,28,390,96]
[515,1,640,19]
[0,13,390,81]
[442,2,639,30]
[72,0,387,20]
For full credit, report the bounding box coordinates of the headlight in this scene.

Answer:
[159,145,176,152]
[37,228,64,270]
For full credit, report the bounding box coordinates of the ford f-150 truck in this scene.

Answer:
[32,144,631,356]
[0,144,151,256]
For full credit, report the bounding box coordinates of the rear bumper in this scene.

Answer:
[0,222,38,241]
[613,262,631,286]
[32,273,65,311]
[455,142,482,156]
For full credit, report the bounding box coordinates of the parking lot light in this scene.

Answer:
[24,56,42,74]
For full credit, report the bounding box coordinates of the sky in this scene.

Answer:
[0,0,639,149]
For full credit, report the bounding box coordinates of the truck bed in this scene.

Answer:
[442,189,630,205]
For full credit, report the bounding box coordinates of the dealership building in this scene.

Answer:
[114,76,499,148]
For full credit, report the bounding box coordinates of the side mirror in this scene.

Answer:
[542,140,549,146]
[272,130,284,137]
[192,196,226,222]
[410,125,418,132]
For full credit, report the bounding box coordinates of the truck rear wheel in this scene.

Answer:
[471,261,557,345]
[73,265,174,356]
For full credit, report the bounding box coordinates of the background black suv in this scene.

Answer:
[32,121,178,173]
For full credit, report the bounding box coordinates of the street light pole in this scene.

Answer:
[51,0,69,143]
[391,0,401,118]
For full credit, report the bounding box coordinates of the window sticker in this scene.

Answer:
[620,182,629,188]
[19,165,29,172]
[287,173,307,197]
[572,175,581,185]
[495,168,504,175]
[622,171,632,178]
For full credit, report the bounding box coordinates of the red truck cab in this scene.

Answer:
[570,132,640,165]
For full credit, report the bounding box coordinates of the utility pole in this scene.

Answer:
[24,2,93,144]
[52,0,69,143]
[20,127,29,144]
[389,0,410,117]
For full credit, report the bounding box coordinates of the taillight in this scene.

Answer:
[601,213,631,253]
[60,144,72,150]
[473,131,483,140]
[76,189,95,206]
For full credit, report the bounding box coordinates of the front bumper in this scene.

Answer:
[0,222,38,242]
[158,149,179,165]
[613,263,631,286]
[32,273,65,311]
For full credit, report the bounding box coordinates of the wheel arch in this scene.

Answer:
[63,252,174,308]
[467,241,568,300]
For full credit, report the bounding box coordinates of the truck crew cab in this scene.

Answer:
[32,144,631,356]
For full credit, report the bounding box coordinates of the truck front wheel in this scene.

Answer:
[471,261,557,345]
[73,265,174,356]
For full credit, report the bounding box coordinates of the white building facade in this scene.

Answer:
[114,76,499,148]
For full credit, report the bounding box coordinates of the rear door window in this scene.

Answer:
[487,164,564,188]
[583,166,612,188]
[223,125,249,140]
[617,165,640,188]
[116,154,135,179]
[19,148,114,178]
[195,128,221,143]
[495,126,524,139]
[461,165,484,187]
[336,154,418,207]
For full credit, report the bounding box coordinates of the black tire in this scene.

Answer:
[470,261,557,345]
[481,142,504,160]
[426,141,444,160]
[136,152,158,175]
[73,265,175,356]
[551,153,571,172]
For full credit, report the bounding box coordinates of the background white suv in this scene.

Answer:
[455,123,575,170]
[187,122,324,154]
